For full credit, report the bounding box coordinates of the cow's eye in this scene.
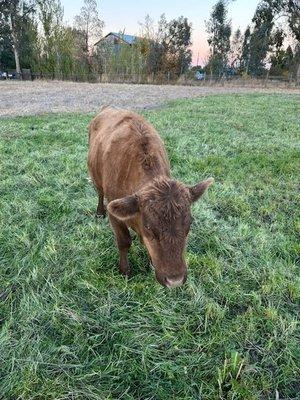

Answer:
[144,225,158,240]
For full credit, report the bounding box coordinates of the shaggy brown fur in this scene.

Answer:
[88,106,213,287]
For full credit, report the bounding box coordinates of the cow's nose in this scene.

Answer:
[165,276,185,288]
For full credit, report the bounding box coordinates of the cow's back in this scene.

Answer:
[88,107,170,202]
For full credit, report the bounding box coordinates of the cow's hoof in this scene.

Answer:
[95,211,106,219]
[119,264,131,277]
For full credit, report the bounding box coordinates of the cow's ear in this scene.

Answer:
[188,178,214,203]
[107,195,139,220]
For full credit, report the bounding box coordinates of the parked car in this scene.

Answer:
[195,71,205,80]
[0,71,14,79]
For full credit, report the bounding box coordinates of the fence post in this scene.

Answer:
[264,70,269,88]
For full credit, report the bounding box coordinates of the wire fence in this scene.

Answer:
[1,69,298,87]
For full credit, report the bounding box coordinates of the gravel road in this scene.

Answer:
[1,80,299,117]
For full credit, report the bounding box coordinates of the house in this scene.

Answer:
[94,32,140,53]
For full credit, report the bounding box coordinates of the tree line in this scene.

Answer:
[93,14,192,80]
[0,0,299,81]
[205,0,300,80]
[0,0,104,78]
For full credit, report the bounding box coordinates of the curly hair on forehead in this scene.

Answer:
[138,177,191,218]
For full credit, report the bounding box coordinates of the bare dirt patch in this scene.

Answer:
[0,80,299,117]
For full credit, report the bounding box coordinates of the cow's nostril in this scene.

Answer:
[165,276,185,288]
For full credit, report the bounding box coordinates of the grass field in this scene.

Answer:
[0,94,299,399]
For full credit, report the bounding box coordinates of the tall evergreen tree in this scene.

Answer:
[285,0,300,81]
[241,26,251,74]
[230,28,243,70]
[206,0,232,76]
[248,1,276,76]
[246,0,299,77]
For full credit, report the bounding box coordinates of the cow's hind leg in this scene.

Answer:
[95,189,106,218]
[109,215,132,276]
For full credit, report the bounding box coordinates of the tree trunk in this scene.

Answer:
[296,61,300,86]
[9,12,21,77]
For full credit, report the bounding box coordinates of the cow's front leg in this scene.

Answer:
[96,190,106,218]
[109,214,132,276]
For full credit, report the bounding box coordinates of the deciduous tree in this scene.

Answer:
[74,0,104,70]
[0,0,35,74]
[166,16,192,75]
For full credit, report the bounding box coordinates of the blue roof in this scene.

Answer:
[110,32,138,45]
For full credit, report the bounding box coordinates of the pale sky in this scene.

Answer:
[62,0,260,65]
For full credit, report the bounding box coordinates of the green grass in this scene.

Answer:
[0,93,299,399]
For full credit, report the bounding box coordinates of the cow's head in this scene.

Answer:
[108,177,213,287]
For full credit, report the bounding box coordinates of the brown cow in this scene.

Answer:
[88,106,213,287]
